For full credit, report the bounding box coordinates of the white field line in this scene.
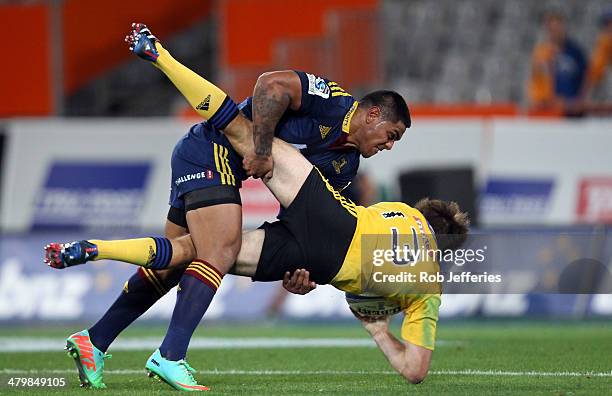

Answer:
[0,368,610,378]
[0,337,460,352]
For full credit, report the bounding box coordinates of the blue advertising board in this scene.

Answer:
[33,162,151,230]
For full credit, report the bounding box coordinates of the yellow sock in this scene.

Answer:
[154,42,238,129]
[89,237,172,269]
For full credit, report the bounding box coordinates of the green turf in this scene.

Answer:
[0,321,610,395]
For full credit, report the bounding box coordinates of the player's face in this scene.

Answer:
[359,118,406,158]
[545,15,566,42]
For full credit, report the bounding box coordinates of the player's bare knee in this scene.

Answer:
[195,236,241,274]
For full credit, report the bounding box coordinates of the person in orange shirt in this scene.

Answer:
[528,11,588,115]
[584,9,612,99]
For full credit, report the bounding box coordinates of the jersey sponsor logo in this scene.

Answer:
[174,170,214,186]
[306,73,330,98]
[382,211,405,219]
[412,215,432,251]
[319,125,332,139]
[342,102,358,133]
[196,94,211,111]
[332,157,347,174]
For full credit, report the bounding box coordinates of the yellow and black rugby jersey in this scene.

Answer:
[331,202,442,350]
[331,202,440,296]
[396,293,440,350]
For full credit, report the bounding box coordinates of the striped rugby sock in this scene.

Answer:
[183,259,223,290]
[159,260,223,361]
[88,267,182,352]
[154,42,238,130]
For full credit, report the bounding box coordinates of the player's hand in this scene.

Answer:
[283,269,317,295]
[350,308,390,336]
[243,153,273,181]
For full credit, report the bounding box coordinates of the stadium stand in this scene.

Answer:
[66,21,216,116]
[47,0,611,116]
[4,0,610,116]
[385,0,612,105]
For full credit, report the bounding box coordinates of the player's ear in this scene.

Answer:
[366,106,381,123]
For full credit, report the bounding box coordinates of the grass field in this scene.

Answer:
[0,321,610,395]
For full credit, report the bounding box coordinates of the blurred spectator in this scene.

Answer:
[528,10,588,116]
[583,8,612,100]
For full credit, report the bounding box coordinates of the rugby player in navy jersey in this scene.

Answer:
[44,23,410,390]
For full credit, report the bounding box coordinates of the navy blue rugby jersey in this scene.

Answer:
[239,71,360,190]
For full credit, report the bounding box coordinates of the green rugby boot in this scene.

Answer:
[65,330,112,389]
[145,349,209,391]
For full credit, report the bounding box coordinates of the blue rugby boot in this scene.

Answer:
[145,349,209,391]
[125,22,160,62]
[44,240,98,269]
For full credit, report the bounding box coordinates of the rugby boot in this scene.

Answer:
[65,330,112,389]
[125,22,160,62]
[145,349,209,391]
[44,240,98,269]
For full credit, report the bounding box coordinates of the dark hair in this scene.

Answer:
[542,9,566,23]
[359,90,411,128]
[414,198,470,251]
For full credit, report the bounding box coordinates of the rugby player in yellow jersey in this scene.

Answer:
[48,134,469,386]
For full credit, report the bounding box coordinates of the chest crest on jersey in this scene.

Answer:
[319,125,332,139]
[332,157,348,174]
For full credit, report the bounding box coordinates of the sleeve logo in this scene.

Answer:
[306,73,330,99]
[196,94,211,111]
[319,125,332,139]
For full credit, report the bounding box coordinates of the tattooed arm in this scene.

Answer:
[243,71,302,179]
